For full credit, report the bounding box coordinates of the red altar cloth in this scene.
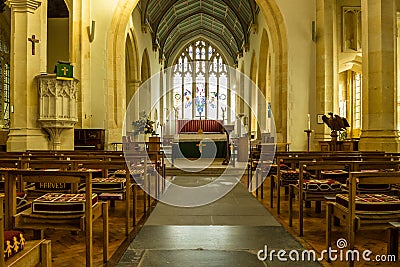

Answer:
[177,120,223,133]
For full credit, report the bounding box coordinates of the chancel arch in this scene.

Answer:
[106,0,288,145]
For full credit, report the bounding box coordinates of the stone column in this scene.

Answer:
[70,0,91,129]
[358,0,399,152]
[314,0,336,149]
[6,0,50,151]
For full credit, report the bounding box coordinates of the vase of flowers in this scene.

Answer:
[132,112,156,141]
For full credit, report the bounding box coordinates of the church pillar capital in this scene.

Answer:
[6,0,42,13]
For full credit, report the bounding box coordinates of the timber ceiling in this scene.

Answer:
[48,0,69,18]
[141,0,258,63]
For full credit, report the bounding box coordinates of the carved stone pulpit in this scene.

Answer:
[36,74,79,150]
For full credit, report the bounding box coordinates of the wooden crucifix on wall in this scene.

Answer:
[28,35,39,55]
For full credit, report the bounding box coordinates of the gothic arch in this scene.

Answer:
[107,0,288,142]
[141,49,151,83]
[257,29,270,136]
[64,0,71,12]
[249,50,258,136]
[126,29,140,102]
[258,29,269,98]
[139,49,151,116]
[255,0,288,143]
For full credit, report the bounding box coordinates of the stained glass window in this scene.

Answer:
[173,39,232,121]
[0,29,10,128]
[354,73,361,129]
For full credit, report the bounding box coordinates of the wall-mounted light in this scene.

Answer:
[312,21,316,42]
[89,20,95,42]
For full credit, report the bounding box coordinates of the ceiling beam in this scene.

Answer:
[159,12,241,53]
[165,28,237,63]
[145,0,250,48]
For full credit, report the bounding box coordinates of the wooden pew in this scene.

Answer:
[0,196,52,267]
[251,144,276,198]
[2,170,108,266]
[272,155,318,214]
[326,171,400,266]
[75,160,132,235]
[125,153,162,215]
[289,161,351,236]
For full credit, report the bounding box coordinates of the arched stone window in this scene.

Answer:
[173,39,234,122]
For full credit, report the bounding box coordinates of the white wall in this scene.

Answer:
[89,0,115,129]
[275,0,316,150]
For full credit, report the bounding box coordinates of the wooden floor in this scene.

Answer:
[16,173,400,266]
[250,175,399,267]
[20,188,157,267]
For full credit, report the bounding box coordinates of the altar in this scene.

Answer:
[172,133,228,159]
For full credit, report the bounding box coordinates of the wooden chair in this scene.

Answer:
[125,152,161,215]
[252,143,276,198]
[0,196,52,267]
[2,170,109,266]
[271,155,318,214]
[75,160,132,235]
[289,161,351,236]
[326,171,400,266]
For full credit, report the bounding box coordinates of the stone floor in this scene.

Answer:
[117,175,323,267]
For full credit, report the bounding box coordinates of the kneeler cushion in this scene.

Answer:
[32,193,98,214]
[4,231,25,259]
[336,193,400,212]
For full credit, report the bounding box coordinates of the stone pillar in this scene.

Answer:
[314,0,336,149]
[358,0,399,152]
[70,0,91,129]
[6,0,50,151]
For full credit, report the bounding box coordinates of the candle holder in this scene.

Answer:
[304,129,312,152]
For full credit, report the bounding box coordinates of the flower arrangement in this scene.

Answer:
[132,111,156,136]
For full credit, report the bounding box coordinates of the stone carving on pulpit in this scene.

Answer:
[37,74,79,150]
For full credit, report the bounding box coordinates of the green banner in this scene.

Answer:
[56,63,73,80]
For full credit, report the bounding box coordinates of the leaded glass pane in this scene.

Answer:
[173,39,232,121]
[195,73,205,117]
[208,74,218,119]
[183,73,192,119]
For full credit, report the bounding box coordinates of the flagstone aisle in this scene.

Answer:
[117,176,323,267]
